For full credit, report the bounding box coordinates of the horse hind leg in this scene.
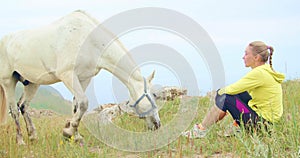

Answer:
[3,78,24,144]
[18,83,39,141]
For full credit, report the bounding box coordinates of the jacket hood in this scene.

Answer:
[261,64,285,83]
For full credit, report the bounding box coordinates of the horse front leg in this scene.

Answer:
[63,96,88,143]
[62,75,88,143]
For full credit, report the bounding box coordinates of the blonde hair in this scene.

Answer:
[249,41,274,70]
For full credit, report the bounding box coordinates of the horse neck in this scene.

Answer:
[97,40,144,101]
[123,70,145,103]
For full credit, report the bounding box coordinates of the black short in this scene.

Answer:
[215,91,265,127]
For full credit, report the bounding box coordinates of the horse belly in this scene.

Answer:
[14,68,60,85]
[12,49,61,85]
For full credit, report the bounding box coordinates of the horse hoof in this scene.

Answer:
[29,133,38,141]
[17,140,26,145]
[17,135,25,145]
[62,127,73,138]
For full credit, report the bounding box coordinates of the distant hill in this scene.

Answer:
[15,83,72,115]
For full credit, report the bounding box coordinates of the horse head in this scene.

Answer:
[127,71,161,130]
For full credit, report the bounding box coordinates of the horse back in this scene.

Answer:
[0,10,99,84]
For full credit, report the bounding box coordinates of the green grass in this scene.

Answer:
[0,80,299,157]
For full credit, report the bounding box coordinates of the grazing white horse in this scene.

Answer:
[0,10,161,145]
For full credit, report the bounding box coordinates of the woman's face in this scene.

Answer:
[243,46,257,68]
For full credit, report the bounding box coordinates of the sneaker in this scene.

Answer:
[218,121,241,137]
[182,124,207,139]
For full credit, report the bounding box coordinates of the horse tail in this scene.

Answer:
[0,85,7,125]
[0,37,8,125]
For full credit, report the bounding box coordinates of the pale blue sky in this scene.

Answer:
[1,0,299,107]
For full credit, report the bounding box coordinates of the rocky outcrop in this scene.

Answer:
[153,86,187,101]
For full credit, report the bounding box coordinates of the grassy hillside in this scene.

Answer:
[0,80,299,157]
[15,83,72,115]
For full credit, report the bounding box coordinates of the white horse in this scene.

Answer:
[0,10,161,145]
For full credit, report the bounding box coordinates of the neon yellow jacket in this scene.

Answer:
[220,64,285,123]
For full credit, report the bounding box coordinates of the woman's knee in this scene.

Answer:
[215,93,235,111]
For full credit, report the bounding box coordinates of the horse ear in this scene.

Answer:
[147,70,155,83]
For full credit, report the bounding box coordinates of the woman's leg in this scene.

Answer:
[184,91,262,138]
[201,105,227,129]
[199,91,251,129]
[216,91,259,127]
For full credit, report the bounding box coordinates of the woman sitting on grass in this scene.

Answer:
[183,41,285,138]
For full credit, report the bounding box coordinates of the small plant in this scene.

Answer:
[0,80,299,157]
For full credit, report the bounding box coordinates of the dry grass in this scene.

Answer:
[0,80,299,157]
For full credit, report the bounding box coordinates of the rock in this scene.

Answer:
[88,101,134,124]
[153,86,187,101]
[27,107,58,118]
